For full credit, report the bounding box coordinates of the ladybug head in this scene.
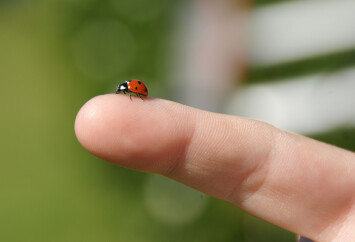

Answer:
[115,82,128,94]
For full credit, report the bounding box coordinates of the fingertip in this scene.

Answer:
[74,94,123,158]
[74,94,193,172]
[75,94,151,162]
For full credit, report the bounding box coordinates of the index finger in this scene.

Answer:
[75,94,355,241]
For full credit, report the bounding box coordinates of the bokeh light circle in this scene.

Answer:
[111,0,165,22]
[144,175,208,225]
[72,19,135,80]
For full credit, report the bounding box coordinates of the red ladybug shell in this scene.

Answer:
[127,80,148,96]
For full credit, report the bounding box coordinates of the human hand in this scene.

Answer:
[75,95,355,241]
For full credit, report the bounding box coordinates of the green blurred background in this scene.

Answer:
[1,0,354,241]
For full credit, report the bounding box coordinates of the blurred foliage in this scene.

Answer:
[254,0,291,7]
[248,48,355,84]
[311,128,355,152]
[2,0,353,241]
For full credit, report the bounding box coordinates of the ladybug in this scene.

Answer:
[115,80,148,100]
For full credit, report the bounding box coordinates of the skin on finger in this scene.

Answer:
[75,94,196,173]
[75,94,355,241]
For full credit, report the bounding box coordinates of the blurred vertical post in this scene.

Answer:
[169,0,250,112]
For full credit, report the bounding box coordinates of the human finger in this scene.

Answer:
[75,94,355,241]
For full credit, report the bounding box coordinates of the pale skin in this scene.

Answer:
[75,95,355,241]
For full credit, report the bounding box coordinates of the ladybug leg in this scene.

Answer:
[129,93,132,101]
[138,93,144,101]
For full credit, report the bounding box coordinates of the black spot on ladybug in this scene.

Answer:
[135,87,138,90]
[138,81,141,84]
[145,88,148,92]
